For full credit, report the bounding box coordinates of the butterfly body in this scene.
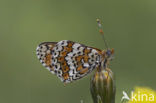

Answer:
[36,40,114,83]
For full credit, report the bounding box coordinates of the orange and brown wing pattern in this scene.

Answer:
[36,40,102,83]
[51,40,102,83]
[36,42,57,72]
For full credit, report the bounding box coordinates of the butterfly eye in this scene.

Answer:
[106,50,111,57]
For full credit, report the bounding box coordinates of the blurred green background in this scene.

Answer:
[0,0,156,103]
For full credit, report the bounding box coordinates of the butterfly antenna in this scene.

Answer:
[96,19,108,50]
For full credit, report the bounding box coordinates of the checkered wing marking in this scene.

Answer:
[36,40,102,83]
[36,42,57,72]
[51,40,102,83]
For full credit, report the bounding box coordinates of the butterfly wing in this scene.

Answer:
[36,42,57,71]
[36,40,102,83]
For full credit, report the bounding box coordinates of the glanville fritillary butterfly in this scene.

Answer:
[36,19,114,83]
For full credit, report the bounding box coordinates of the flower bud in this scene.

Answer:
[90,68,116,103]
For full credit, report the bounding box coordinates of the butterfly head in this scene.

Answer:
[105,48,114,60]
[101,48,114,69]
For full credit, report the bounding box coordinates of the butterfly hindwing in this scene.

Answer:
[36,40,102,83]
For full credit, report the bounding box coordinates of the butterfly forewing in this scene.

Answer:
[36,42,57,71]
[36,40,102,83]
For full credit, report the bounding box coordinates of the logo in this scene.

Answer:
[121,88,155,102]
[121,91,130,101]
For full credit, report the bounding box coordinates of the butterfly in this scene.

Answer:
[36,19,114,83]
[36,40,114,83]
